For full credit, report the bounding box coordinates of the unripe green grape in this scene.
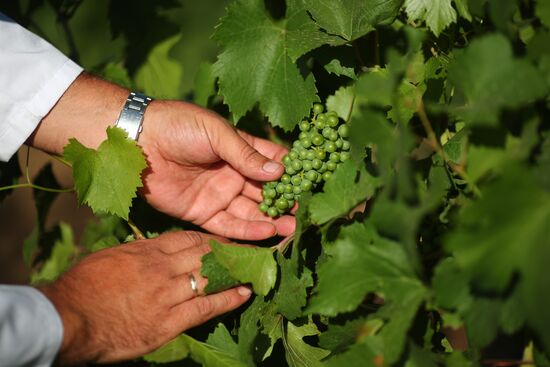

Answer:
[298,150,307,160]
[299,120,310,131]
[281,174,291,184]
[284,192,295,200]
[287,200,295,208]
[327,161,337,171]
[276,198,289,210]
[318,162,328,173]
[312,134,324,146]
[302,160,313,171]
[276,182,286,193]
[338,124,349,138]
[306,150,316,160]
[285,166,296,175]
[315,174,323,184]
[259,202,269,213]
[326,110,338,118]
[313,103,324,115]
[317,114,327,123]
[299,131,309,140]
[300,138,312,148]
[335,139,343,148]
[267,207,278,217]
[315,149,327,160]
[340,151,350,161]
[322,127,333,138]
[330,152,340,162]
[291,175,302,185]
[306,170,318,182]
[291,160,302,171]
[266,188,277,198]
[327,115,339,127]
[282,154,292,165]
[264,198,273,206]
[293,186,302,195]
[312,159,323,170]
[322,171,332,181]
[342,140,350,150]
[289,151,299,160]
[325,141,336,153]
[284,184,293,193]
[301,179,313,191]
[293,140,303,150]
[328,131,339,141]
[314,119,326,129]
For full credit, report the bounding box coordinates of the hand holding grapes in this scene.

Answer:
[137,100,296,240]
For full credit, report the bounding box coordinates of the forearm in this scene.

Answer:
[28,73,129,155]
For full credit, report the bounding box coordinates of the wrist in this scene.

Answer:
[28,73,128,155]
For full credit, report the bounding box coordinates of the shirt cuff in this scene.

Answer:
[0,285,64,366]
[0,60,82,161]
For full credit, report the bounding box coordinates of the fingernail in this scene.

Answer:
[263,160,282,173]
[238,286,252,296]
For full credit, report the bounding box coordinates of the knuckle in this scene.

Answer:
[193,297,216,318]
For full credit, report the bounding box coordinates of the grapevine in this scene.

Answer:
[259,103,350,217]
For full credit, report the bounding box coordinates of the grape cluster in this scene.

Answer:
[259,103,350,217]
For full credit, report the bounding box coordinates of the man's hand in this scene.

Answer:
[137,100,295,240]
[29,74,295,240]
[39,231,251,365]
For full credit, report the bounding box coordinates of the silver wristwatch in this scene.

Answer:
[114,92,153,141]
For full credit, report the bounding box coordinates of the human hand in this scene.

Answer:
[138,100,295,240]
[39,231,251,365]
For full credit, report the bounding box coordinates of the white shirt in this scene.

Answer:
[0,13,82,366]
[0,12,82,161]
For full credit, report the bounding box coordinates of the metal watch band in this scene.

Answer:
[114,92,152,141]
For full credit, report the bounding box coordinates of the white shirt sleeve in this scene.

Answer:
[0,285,64,366]
[0,13,83,162]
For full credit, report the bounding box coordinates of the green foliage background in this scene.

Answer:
[2,0,550,366]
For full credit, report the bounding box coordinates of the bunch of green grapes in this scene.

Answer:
[259,103,350,217]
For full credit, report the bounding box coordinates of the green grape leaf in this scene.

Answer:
[324,59,357,79]
[405,343,438,367]
[206,324,241,361]
[201,252,240,294]
[134,34,183,99]
[306,0,403,41]
[309,160,380,224]
[154,334,249,367]
[101,62,132,89]
[432,258,471,311]
[209,240,277,296]
[0,154,22,202]
[325,341,380,367]
[454,0,472,21]
[326,85,356,121]
[237,296,264,364]
[404,0,457,36]
[63,127,147,220]
[446,165,550,351]
[319,317,372,352]
[194,62,217,107]
[213,0,337,130]
[31,223,77,284]
[283,321,331,367]
[443,129,468,164]
[144,335,190,363]
[80,214,127,252]
[272,253,313,320]
[537,0,550,28]
[536,132,550,192]
[448,34,548,126]
[308,221,417,316]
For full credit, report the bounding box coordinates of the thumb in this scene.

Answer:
[213,125,284,181]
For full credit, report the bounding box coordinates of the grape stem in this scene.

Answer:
[273,234,294,254]
[127,219,145,240]
[0,183,74,193]
[415,95,482,198]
